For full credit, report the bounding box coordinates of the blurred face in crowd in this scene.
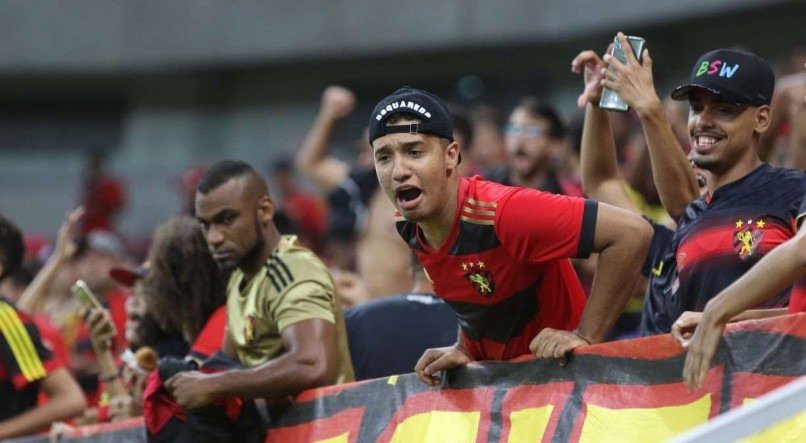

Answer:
[0,277,24,303]
[356,128,375,169]
[273,168,295,197]
[75,250,120,295]
[470,120,506,168]
[195,177,270,271]
[505,107,557,179]
[373,116,460,225]
[125,283,146,345]
[688,89,770,176]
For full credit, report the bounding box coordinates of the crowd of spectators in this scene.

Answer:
[0,36,803,440]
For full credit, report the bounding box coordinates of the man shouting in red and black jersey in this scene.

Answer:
[368,87,653,385]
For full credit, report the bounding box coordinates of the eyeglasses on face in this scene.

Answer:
[504,123,547,139]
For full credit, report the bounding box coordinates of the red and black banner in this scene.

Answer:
[5,315,803,443]
[265,313,806,442]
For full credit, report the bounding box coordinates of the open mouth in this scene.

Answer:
[692,132,725,154]
[395,186,423,210]
[125,314,142,330]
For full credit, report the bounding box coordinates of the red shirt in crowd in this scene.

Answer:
[188,306,227,362]
[281,190,327,247]
[396,176,597,361]
[0,298,63,421]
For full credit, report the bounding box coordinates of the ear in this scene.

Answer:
[754,105,772,134]
[445,141,461,171]
[257,196,275,225]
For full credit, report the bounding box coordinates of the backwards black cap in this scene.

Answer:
[368,86,455,144]
[672,49,775,106]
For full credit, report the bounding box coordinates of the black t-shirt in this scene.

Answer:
[639,221,680,336]
[326,167,378,238]
[799,194,806,229]
[344,294,458,380]
[640,220,675,279]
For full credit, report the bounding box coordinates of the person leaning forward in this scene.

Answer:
[165,160,353,409]
[368,87,652,385]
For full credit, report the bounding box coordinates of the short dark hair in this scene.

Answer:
[271,157,294,173]
[7,265,35,288]
[516,97,566,139]
[0,214,24,282]
[197,159,256,194]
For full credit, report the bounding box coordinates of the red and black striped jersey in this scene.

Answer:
[0,297,62,421]
[673,164,805,312]
[396,176,597,361]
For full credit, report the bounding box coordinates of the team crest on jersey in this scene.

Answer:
[733,219,765,260]
[244,314,258,345]
[461,260,495,298]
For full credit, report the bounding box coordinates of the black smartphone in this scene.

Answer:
[599,35,646,112]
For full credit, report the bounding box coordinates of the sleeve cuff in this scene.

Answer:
[575,200,598,259]
[278,312,336,333]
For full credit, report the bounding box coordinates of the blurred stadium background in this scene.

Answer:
[0,0,803,241]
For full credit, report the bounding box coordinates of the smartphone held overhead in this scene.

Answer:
[600,35,645,112]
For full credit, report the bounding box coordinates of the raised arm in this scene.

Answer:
[602,33,699,221]
[17,207,83,314]
[756,72,805,163]
[85,308,126,397]
[778,74,806,169]
[573,49,641,213]
[295,86,355,192]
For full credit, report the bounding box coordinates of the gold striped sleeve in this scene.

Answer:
[461,207,496,217]
[465,197,497,208]
[0,303,47,382]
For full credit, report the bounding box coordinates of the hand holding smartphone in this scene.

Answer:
[73,280,118,352]
[599,35,646,112]
[71,279,104,311]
